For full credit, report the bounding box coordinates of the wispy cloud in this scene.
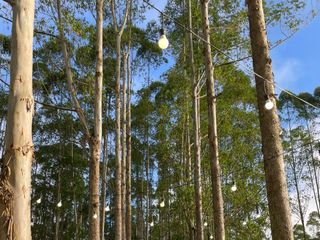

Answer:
[273,58,302,94]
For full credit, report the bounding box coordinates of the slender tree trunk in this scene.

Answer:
[88,1,103,239]
[110,1,130,238]
[121,53,128,240]
[145,66,151,240]
[286,107,307,239]
[115,33,123,240]
[0,1,35,239]
[55,171,61,240]
[199,0,225,239]
[305,119,320,209]
[247,1,293,239]
[126,52,132,240]
[100,99,109,240]
[187,1,203,239]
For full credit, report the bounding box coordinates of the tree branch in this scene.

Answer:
[3,0,14,6]
[0,78,76,112]
[0,14,59,38]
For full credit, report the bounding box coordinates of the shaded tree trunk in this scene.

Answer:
[0,0,35,239]
[110,1,130,238]
[126,51,132,240]
[55,171,61,240]
[88,0,104,239]
[100,97,110,240]
[286,106,307,239]
[199,0,225,239]
[247,0,293,239]
[187,0,203,239]
[121,52,128,240]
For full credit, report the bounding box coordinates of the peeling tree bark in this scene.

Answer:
[247,1,293,239]
[0,0,35,239]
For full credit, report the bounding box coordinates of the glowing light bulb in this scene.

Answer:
[204,221,208,227]
[150,221,154,227]
[93,213,98,219]
[210,235,214,239]
[158,29,169,50]
[105,205,110,212]
[265,99,274,110]
[57,201,62,208]
[160,200,165,208]
[231,184,237,192]
[242,221,247,226]
[36,197,42,204]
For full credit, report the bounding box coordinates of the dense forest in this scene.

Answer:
[0,0,319,239]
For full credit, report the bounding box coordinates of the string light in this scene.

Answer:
[141,0,320,111]
[231,183,237,192]
[204,221,208,227]
[210,235,214,239]
[158,13,169,50]
[160,200,165,208]
[150,221,154,227]
[36,197,42,204]
[57,200,62,208]
[158,29,169,49]
[264,98,274,110]
[105,205,110,212]
[93,213,98,219]
[242,221,247,226]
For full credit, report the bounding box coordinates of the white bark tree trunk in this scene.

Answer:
[89,0,104,238]
[0,1,35,239]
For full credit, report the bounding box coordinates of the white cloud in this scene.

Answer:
[273,58,302,94]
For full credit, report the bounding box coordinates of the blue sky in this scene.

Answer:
[271,14,320,95]
[1,0,319,95]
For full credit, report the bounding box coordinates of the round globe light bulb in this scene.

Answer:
[36,197,42,204]
[93,213,98,219]
[105,205,110,212]
[265,99,274,110]
[158,35,169,50]
[210,235,214,239]
[204,221,208,227]
[57,201,62,208]
[150,221,154,227]
[231,184,237,192]
[242,221,247,226]
[160,201,165,208]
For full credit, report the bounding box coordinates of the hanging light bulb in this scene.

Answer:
[93,213,98,219]
[231,183,237,192]
[36,197,42,204]
[204,221,208,227]
[160,200,165,208]
[150,221,154,227]
[210,235,214,239]
[242,221,247,226]
[57,200,62,208]
[158,28,169,50]
[105,205,110,212]
[264,98,274,110]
